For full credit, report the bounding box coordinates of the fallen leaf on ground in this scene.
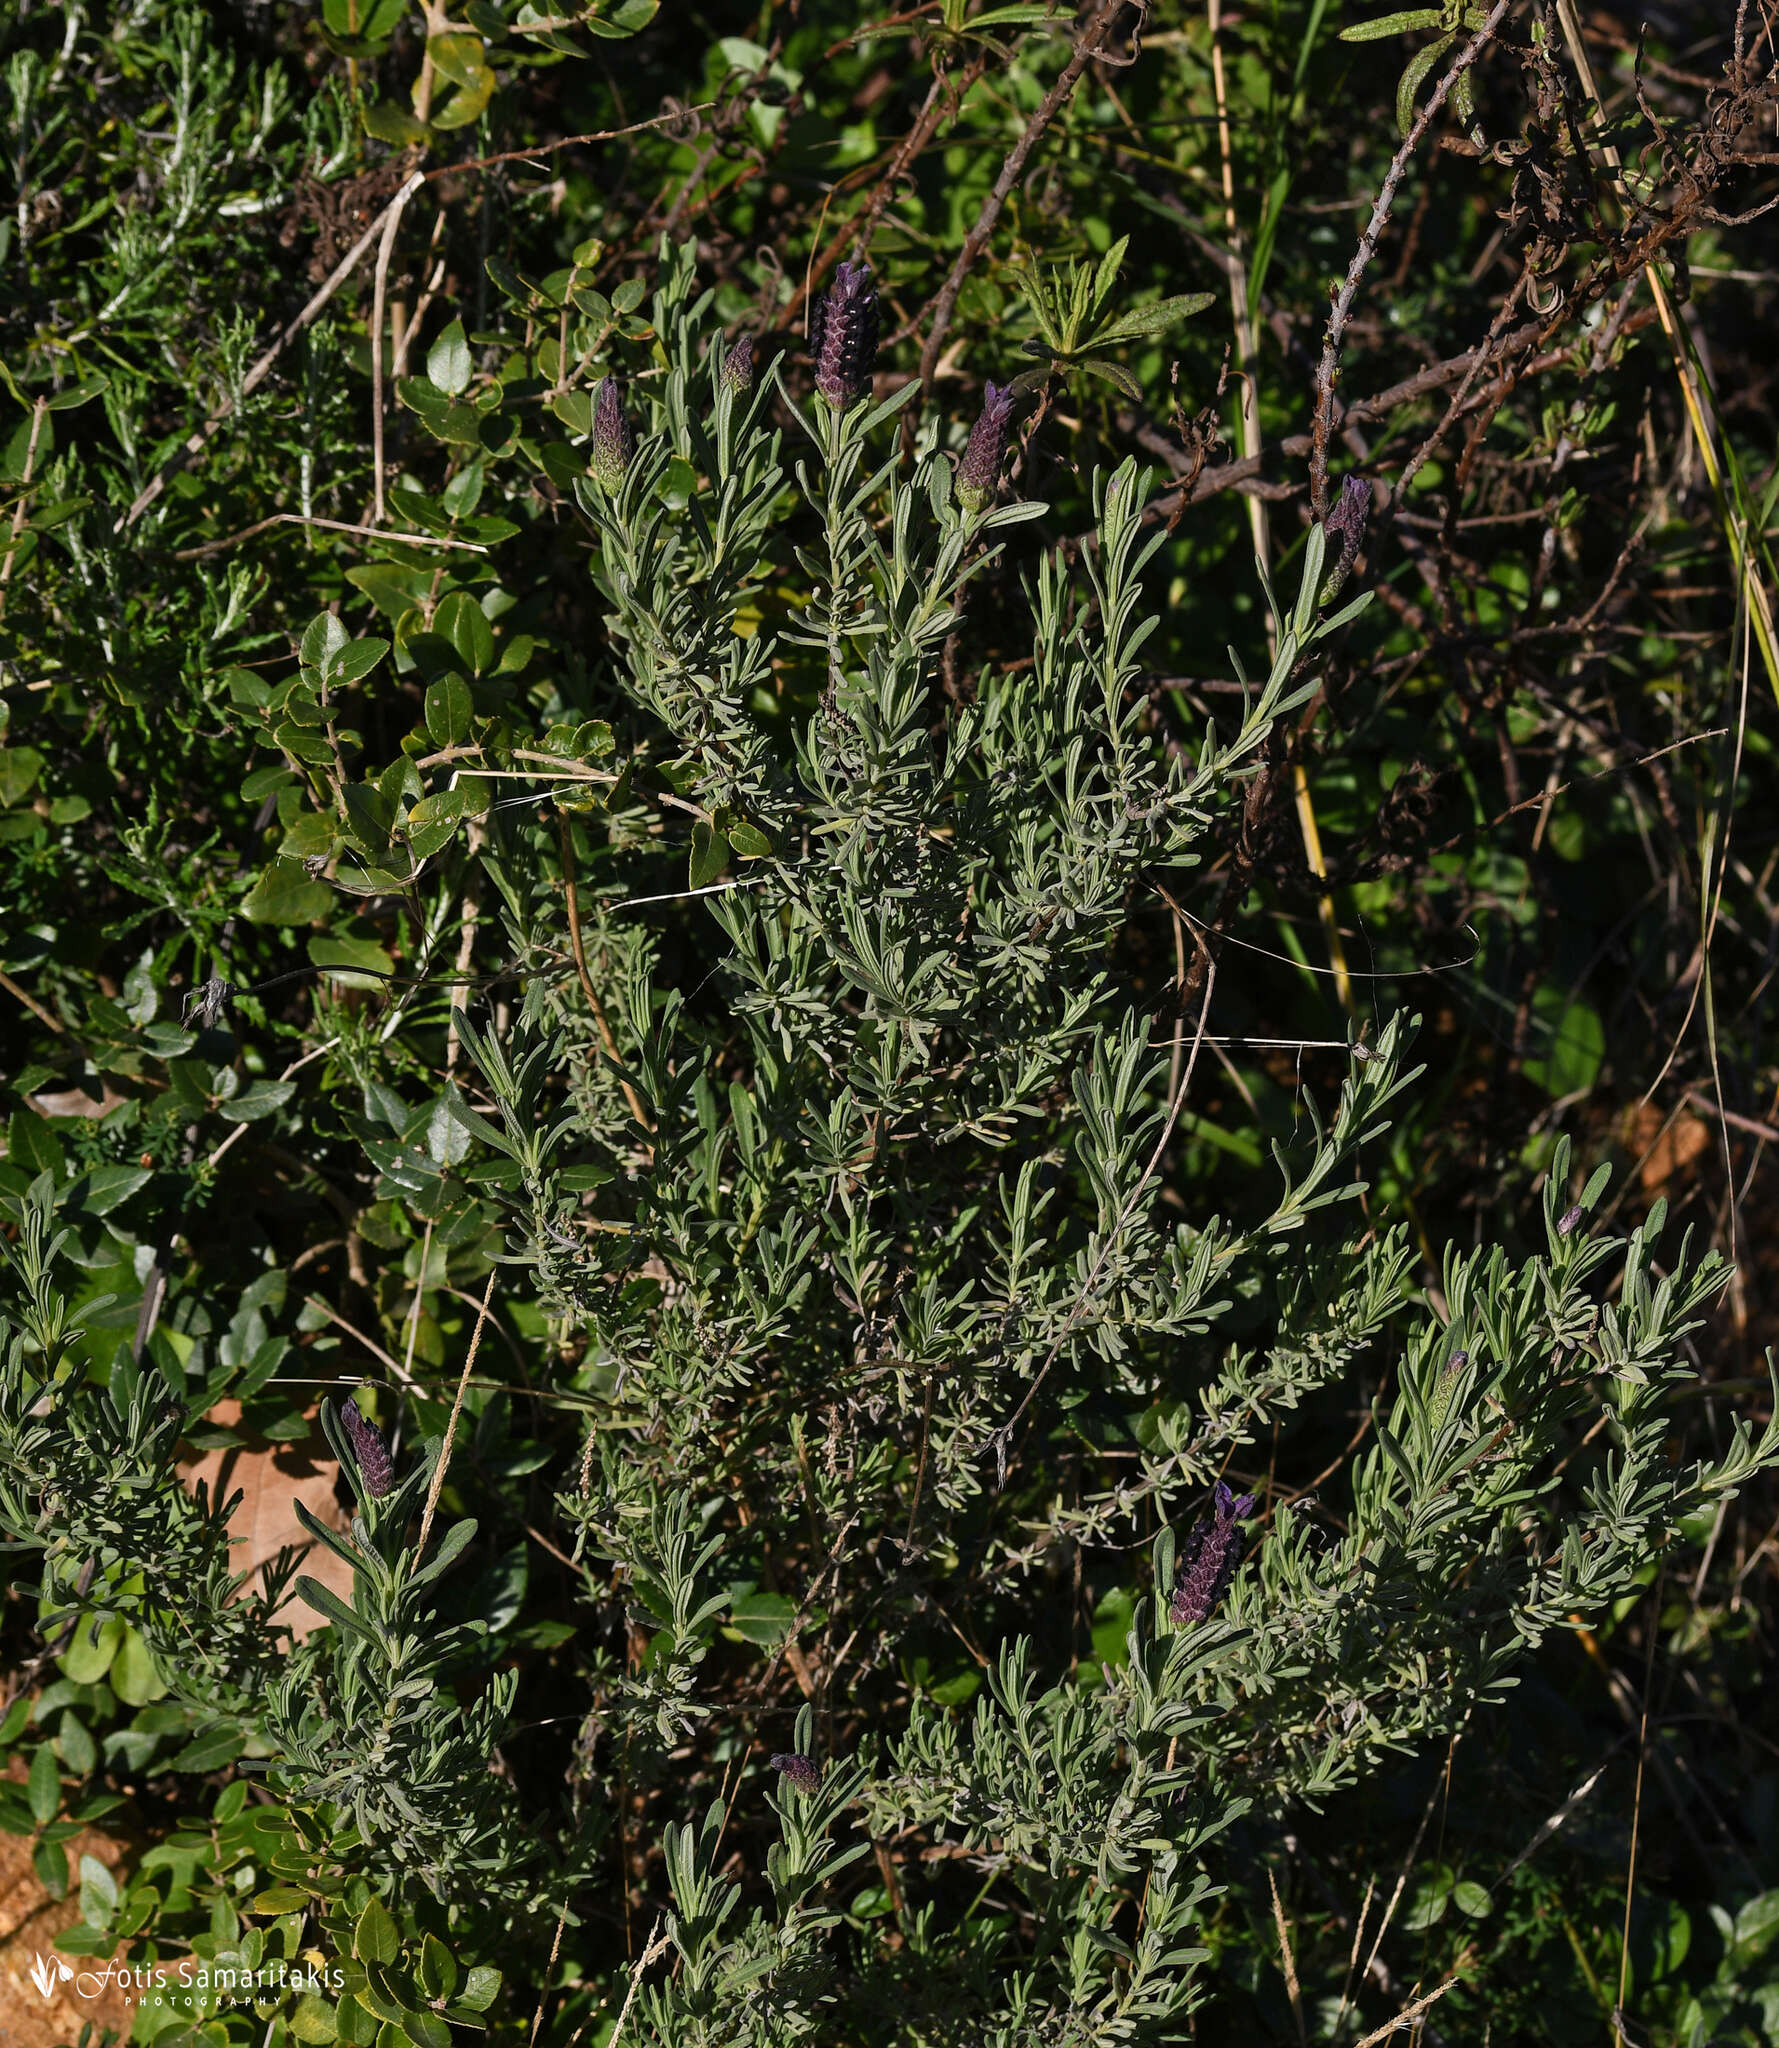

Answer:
[180,1401,357,1639]
[1626,1104,1711,1192]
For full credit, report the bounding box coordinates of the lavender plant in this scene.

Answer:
[2,225,1775,2046]
[408,254,1777,2037]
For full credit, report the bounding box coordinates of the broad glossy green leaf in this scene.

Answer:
[28,1743,60,1826]
[0,745,43,806]
[425,673,475,746]
[1522,986,1604,1100]
[310,934,395,989]
[216,1080,297,1125]
[689,818,729,888]
[724,1590,796,1647]
[300,613,349,671]
[33,1836,67,1895]
[432,61,495,129]
[109,1628,167,1706]
[427,30,484,85]
[417,1933,458,2001]
[363,101,430,145]
[59,1614,123,1685]
[428,318,472,398]
[70,1163,152,1212]
[353,1894,400,1965]
[579,0,659,36]
[434,592,494,676]
[327,638,390,690]
[8,1107,64,1178]
[78,1852,118,1926]
[727,821,774,859]
[456,1965,501,2012]
[342,781,396,855]
[292,1991,340,2041]
[169,1722,245,1773]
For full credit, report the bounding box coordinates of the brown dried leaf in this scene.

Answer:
[180,1401,356,1639]
[1627,1104,1712,1192]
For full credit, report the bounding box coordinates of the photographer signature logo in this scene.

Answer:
[29,1952,75,1998]
[22,1952,344,2002]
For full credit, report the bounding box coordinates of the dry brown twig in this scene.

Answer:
[118,106,708,538]
[119,168,424,533]
[0,394,48,623]
[174,512,489,563]
[1310,0,1513,518]
[370,174,425,528]
[784,58,988,332]
[0,966,67,1037]
[416,1267,497,1556]
[558,815,657,1142]
[914,0,1141,391]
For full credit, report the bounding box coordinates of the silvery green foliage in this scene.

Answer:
[257,1399,546,1902]
[623,1707,872,2047]
[571,1444,730,1750]
[1189,1162,1777,1810]
[438,264,1779,2039]
[3,237,1775,2041]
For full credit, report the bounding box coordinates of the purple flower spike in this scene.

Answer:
[808,261,880,408]
[1557,1204,1584,1236]
[591,376,636,492]
[957,381,1018,514]
[770,1752,822,1794]
[1169,1482,1255,1628]
[722,333,755,394]
[336,1397,394,1500]
[1319,474,1372,604]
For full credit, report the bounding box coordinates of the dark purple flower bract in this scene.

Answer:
[336,1397,394,1499]
[1319,474,1372,603]
[722,332,755,394]
[1169,1481,1255,1627]
[770,1752,822,1794]
[808,261,880,408]
[591,376,635,492]
[957,381,1018,513]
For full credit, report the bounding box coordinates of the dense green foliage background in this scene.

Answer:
[3,0,1779,2041]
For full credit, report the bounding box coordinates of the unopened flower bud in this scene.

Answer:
[1429,1348,1469,1432]
[1557,1203,1584,1236]
[808,261,880,408]
[721,333,755,394]
[1318,474,1372,605]
[336,1397,393,1499]
[957,381,1017,514]
[1169,1480,1255,1627]
[770,1752,822,1794]
[591,376,635,492]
